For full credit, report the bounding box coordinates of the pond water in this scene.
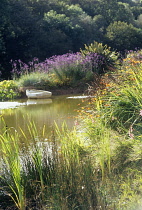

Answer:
[0,95,89,138]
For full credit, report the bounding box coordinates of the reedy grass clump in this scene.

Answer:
[82,96,142,209]
[0,121,98,209]
[78,50,142,209]
[0,129,25,210]
[17,72,59,90]
[89,51,142,136]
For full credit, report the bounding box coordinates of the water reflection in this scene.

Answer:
[27,99,52,105]
[0,95,87,137]
[0,101,25,110]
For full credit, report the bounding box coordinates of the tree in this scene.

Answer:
[92,15,106,42]
[105,21,142,51]
[0,0,12,78]
[131,5,142,19]
[135,14,142,28]
[43,4,98,51]
[116,2,134,24]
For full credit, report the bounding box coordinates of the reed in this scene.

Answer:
[1,118,142,209]
[0,121,98,209]
[46,122,98,209]
[81,64,142,207]
[0,129,25,210]
[104,57,142,134]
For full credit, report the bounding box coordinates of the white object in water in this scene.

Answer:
[26,89,52,99]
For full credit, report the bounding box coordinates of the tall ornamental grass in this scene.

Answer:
[77,50,142,209]
[81,97,142,209]
[96,50,142,136]
[0,129,25,210]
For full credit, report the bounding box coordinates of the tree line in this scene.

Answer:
[1,0,142,78]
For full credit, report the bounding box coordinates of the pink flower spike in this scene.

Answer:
[140,110,142,116]
[129,133,134,139]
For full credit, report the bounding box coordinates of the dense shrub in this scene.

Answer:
[0,80,20,100]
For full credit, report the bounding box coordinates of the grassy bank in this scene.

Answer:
[1,49,142,209]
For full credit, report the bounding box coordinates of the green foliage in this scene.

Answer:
[91,14,106,43]
[53,63,94,86]
[87,50,142,136]
[116,2,134,23]
[44,10,70,28]
[17,72,63,89]
[106,21,142,51]
[131,5,142,19]
[82,99,142,209]
[43,4,95,51]
[135,14,142,28]
[0,80,20,100]
[92,0,133,27]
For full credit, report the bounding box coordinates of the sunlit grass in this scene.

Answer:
[1,50,142,209]
[17,72,59,90]
[0,130,25,210]
[0,122,98,209]
[79,51,142,208]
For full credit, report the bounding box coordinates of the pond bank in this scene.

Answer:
[19,85,89,98]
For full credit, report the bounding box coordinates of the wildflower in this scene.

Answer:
[128,125,134,139]
[140,110,142,116]
[111,116,115,121]
[74,120,79,126]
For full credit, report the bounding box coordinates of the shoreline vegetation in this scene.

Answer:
[1,43,142,209]
[0,42,119,100]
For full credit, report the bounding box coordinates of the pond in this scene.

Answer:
[0,95,89,139]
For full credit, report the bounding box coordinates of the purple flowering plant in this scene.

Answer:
[11,51,108,87]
